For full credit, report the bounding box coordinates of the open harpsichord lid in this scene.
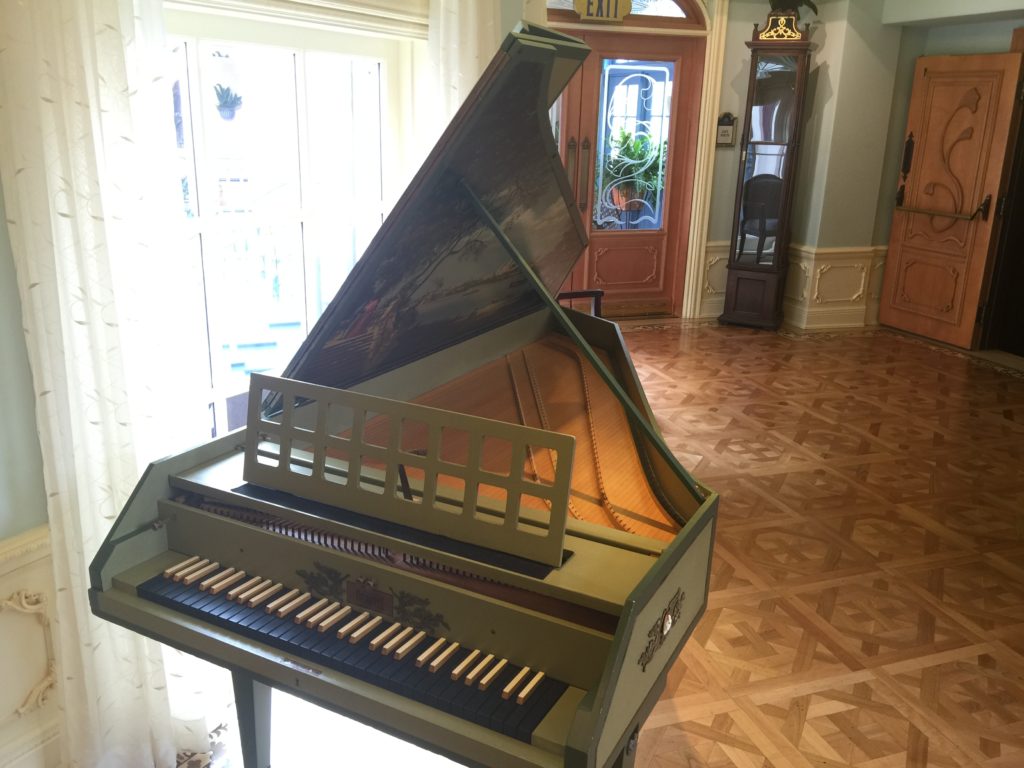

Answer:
[270,24,590,403]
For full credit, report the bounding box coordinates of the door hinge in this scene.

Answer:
[977,302,987,325]
[997,195,1008,218]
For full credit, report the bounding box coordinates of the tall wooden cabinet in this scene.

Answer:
[719,11,812,330]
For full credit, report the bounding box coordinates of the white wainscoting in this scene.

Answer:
[695,241,888,330]
[696,240,730,320]
[785,244,888,330]
[0,526,59,768]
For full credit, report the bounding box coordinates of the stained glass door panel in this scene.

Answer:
[592,59,674,232]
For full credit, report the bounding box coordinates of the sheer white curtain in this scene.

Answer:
[0,0,207,765]
[427,0,505,125]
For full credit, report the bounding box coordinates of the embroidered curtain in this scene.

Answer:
[0,0,535,764]
[0,0,205,764]
[428,0,505,128]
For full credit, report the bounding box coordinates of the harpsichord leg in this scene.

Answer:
[609,728,639,768]
[232,670,272,768]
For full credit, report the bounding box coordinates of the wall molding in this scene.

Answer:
[1,723,60,768]
[0,525,51,577]
[697,240,729,318]
[0,591,56,725]
[784,243,887,330]
[681,0,728,317]
[695,241,889,329]
[164,0,429,39]
[0,525,58,768]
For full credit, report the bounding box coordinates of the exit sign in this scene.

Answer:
[574,0,632,23]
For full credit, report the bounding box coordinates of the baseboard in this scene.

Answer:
[2,723,60,768]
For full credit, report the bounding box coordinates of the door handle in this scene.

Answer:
[900,133,915,178]
[895,194,991,222]
[578,138,591,212]
[566,136,578,200]
[895,132,914,206]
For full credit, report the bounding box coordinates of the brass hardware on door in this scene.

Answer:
[900,133,915,178]
[895,194,992,222]
[578,138,591,212]
[896,132,914,206]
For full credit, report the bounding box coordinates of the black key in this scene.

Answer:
[363,651,402,692]
[209,603,244,634]
[269,619,307,641]
[390,653,434,699]
[138,568,568,743]
[287,624,322,647]
[469,665,518,729]
[449,676,482,720]
[212,600,251,624]
[485,667,528,732]
[455,662,510,724]
[247,612,283,635]
[423,649,476,713]
[138,576,175,599]
[231,604,270,630]
[251,614,291,646]
[156,581,194,604]
[187,590,225,614]
[277,619,314,643]
[377,642,428,694]
[335,642,378,681]
[509,678,567,743]
[179,587,214,609]
[224,605,267,636]
[302,629,340,655]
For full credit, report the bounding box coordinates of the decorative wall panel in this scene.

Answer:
[0,527,59,768]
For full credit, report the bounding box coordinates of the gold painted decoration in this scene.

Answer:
[638,588,685,671]
[574,0,632,23]
[758,13,803,41]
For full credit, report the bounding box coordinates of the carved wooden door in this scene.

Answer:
[879,53,1023,348]
[554,31,704,318]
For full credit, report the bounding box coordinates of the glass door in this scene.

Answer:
[554,31,703,317]
[592,58,673,232]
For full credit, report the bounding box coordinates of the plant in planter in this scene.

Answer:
[603,128,665,212]
[214,84,243,120]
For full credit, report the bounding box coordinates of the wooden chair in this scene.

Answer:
[739,173,783,262]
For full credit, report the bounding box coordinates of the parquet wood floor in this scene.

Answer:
[622,323,1024,768]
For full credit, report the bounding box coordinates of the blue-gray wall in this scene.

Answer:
[0,180,48,539]
[711,1,1024,251]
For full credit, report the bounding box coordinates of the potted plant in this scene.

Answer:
[603,128,665,212]
[214,84,243,120]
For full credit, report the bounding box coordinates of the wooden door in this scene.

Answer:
[555,31,704,318]
[982,127,1024,355]
[879,53,1023,349]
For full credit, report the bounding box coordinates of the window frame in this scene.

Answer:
[164,7,424,437]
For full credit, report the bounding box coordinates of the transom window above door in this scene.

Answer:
[545,0,704,29]
[546,0,686,16]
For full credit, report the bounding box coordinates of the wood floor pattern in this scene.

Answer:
[622,323,1024,768]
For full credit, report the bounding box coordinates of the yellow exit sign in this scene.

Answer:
[574,0,632,23]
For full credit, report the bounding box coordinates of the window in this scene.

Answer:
[168,33,396,435]
[546,0,686,16]
[593,59,674,231]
